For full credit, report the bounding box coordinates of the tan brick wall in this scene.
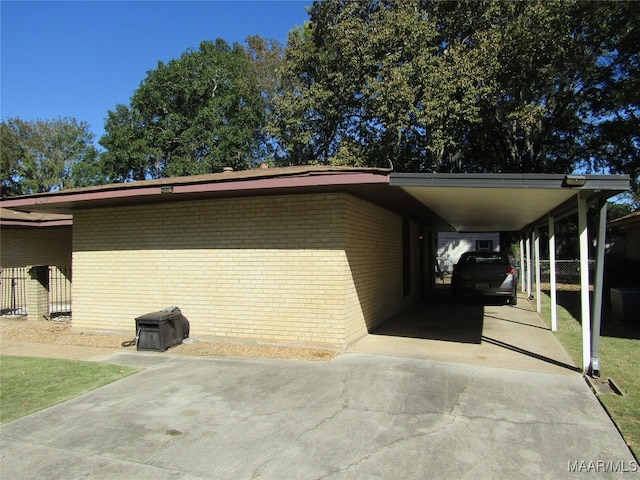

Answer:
[343,196,425,344]
[72,193,427,347]
[73,194,349,345]
[0,226,72,268]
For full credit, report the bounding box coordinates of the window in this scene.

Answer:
[476,240,493,251]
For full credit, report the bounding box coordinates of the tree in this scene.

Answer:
[100,39,267,181]
[582,1,640,196]
[272,2,471,170]
[271,0,639,186]
[244,35,286,162]
[1,117,102,196]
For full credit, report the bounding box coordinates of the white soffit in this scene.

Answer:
[400,186,576,232]
[390,173,630,232]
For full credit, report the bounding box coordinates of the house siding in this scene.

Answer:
[343,196,426,344]
[72,193,426,347]
[437,232,500,272]
[0,226,72,268]
[72,194,349,345]
[344,196,400,344]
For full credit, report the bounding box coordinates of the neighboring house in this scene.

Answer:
[1,166,629,351]
[0,208,73,315]
[606,210,640,321]
[437,232,500,273]
[0,208,72,268]
[605,210,640,293]
[607,210,640,261]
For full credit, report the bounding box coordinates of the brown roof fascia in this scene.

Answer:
[0,166,392,214]
[0,208,72,227]
[608,210,640,229]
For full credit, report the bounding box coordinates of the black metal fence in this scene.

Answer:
[0,266,72,318]
[49,266,72,316]
[0,267,27,316]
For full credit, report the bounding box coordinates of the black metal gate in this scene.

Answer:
[0,267,28,316]
[0,266,72,318]
[49,266,72,317]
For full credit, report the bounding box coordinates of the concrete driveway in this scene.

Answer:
[348,291,579,375]
[1,352,637,480]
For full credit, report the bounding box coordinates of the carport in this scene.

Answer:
[389,172,630,376]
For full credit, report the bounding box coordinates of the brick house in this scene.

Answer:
[71,189,429,346]
[605,210,640,298]
[1,208,73,316]
[608,210,640,261]
[2,167,437,347]
[0,208,72,269]
[1,166,629,355]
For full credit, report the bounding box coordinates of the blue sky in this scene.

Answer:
[1,1,311,145]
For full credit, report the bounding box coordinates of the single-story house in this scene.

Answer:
[0,166,630,369]
[606,210,640,322]
[0,208,72,269]
[607,210,640,261]
[1,208,73,316]
[437,232,501,273]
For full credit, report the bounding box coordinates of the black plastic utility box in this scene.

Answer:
[135,307,189,352]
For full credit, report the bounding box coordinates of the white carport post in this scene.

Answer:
[548,214,558,332]
[526,232,533,299]
[590,201,608,377]
[534,227,542,313]
[520,236,526,293]
[577,193,592,373]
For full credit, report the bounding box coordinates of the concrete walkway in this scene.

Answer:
[349,291,580,375]
[1,352,637,480]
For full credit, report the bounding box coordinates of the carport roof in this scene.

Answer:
[389,172,630,232]
[0,166,630,233]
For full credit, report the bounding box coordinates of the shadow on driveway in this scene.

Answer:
[349,289,580,375]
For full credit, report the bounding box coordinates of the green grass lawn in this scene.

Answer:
[539,291,640,460]
[0,356,139,423]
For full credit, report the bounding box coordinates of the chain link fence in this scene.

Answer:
[539,260,596,285]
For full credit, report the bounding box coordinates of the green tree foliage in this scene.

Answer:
[271,0,639,185]
[244,35,286,162]
[581,2,639,193]
[0,117,102,196]
[100,39,266,181]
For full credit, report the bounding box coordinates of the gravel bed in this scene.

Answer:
[0,318,338,362]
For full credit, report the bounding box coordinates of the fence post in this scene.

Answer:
[27,265,49,321]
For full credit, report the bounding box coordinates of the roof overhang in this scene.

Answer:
[0,166,445,228]
[0,166,387,213]
[390,173,631,232]
[0,208,72,227]
[0,167,630,233]
[608,210,640,229]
